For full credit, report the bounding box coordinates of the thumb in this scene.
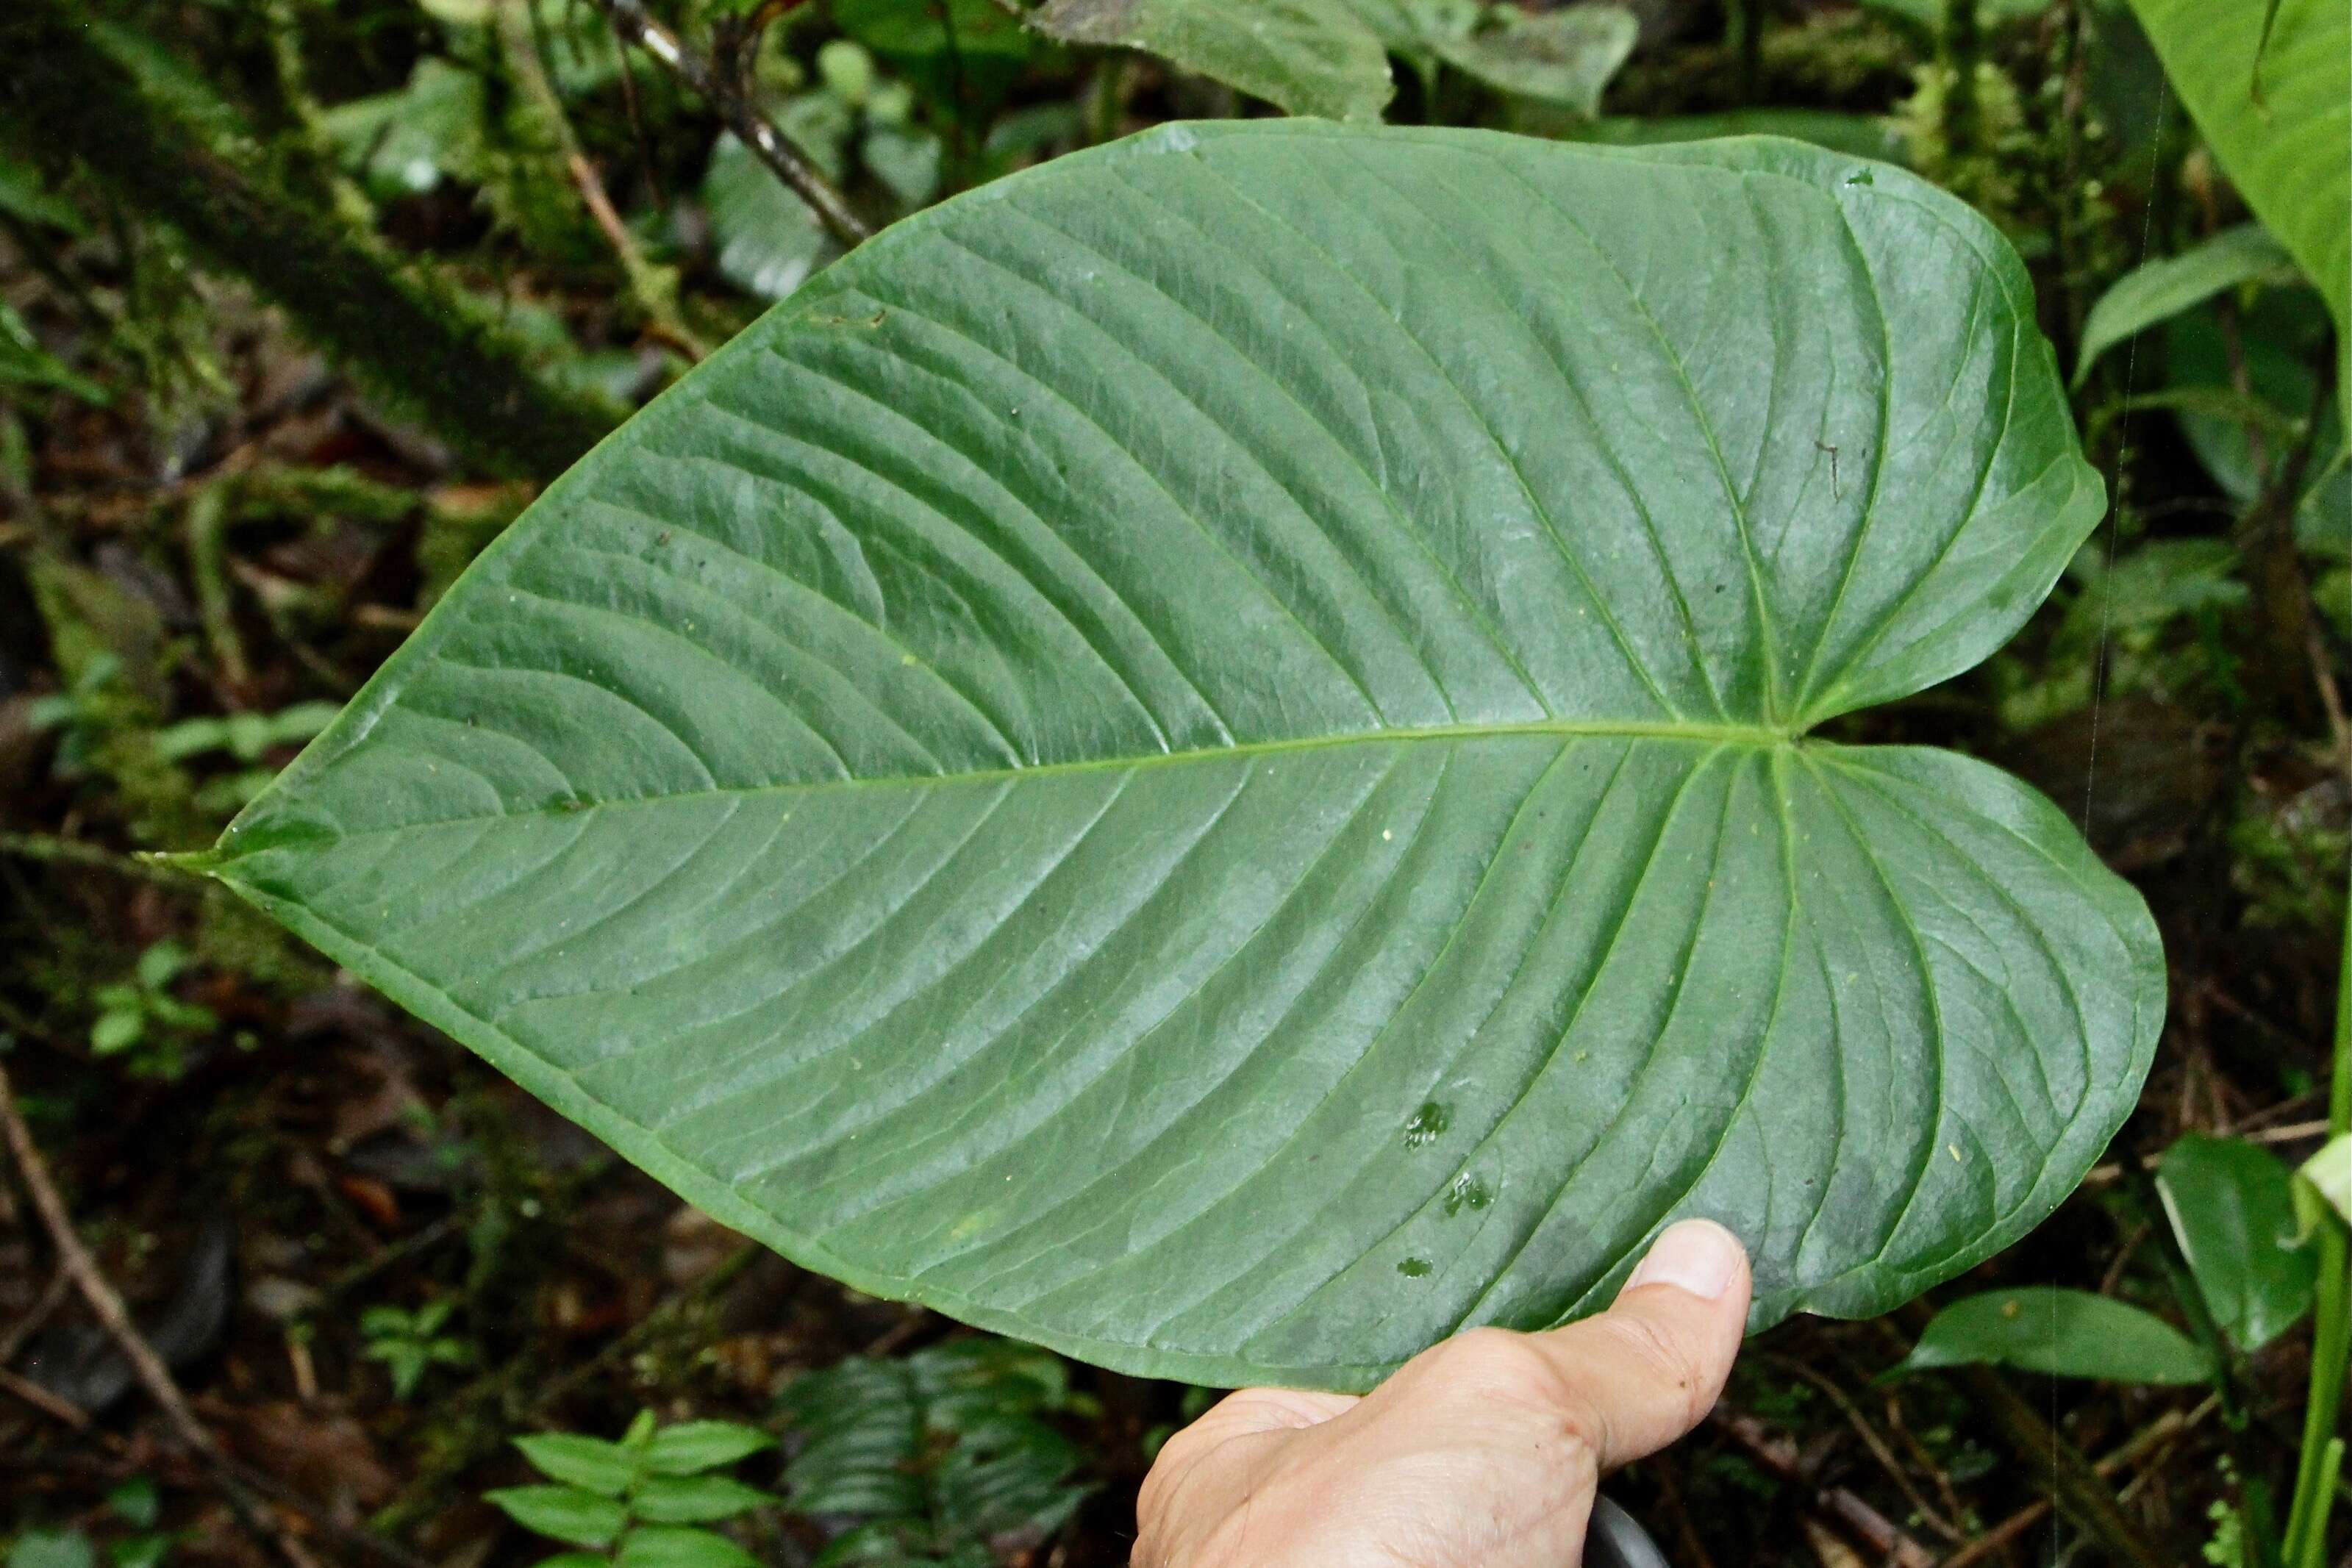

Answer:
[1524,1219,1752,1469]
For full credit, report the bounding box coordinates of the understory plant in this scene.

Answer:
[488,1412,776,1567]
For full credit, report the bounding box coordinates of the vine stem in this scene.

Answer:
[2281,887,2352,1568]
[0,0,623,478]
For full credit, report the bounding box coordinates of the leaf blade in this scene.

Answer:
[2126,0,2351,384]
[1896,1288,2215,1385]
[2073,223,2298,387]
[2158,1133,2317,1351]
[210,124,2159,1390]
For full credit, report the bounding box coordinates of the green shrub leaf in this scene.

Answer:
[1431,4,1638,114]
[632,1475,779,1524]
[2073,223,2298,387]
[515,1433,638,1496]
[486,1486,629,1547]
[206,123,2162,1390]
[1894,1287,2214,1384]
[613,1527,761,1568]
[640,1422,775,1476]
[2157,1133,2317,1352]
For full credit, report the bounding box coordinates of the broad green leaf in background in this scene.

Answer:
[701,134,834,302]
[4,1533,96,1568]
[2074,223,2298,387]
[324,57,487,198]
[631,1475,778,1525]
[1429,3,1637,114]
[612,1526,760,1568]
[515,1433,637,1495]
[1895,1287,2215,1383]
[1030,0,1395,122]
[836,0,1034,62]
[196,124,2163,1389]
[2157,1133,2317,1351]
[2126,0,2350,384]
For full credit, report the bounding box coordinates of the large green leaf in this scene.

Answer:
[1029,0,1395,122]
[2125,0,2349,382]
[196,124,2162,1389]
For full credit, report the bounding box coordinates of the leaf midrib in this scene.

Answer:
[221,717,1801,854]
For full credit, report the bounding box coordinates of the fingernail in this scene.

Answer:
[1624,1220,1745,1300]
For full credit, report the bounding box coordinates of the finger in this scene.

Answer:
[1139,1388,1356,1515]
[1134,1387,1358,1547]
[1520,1218,1752,1469]
[1188,1385,1360,1439]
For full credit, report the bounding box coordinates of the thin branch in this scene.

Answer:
[1937,1397,2217,1568]
[590,0,872,249]
[0,1267,75,1366]
[0,1363,90,1428]
[1708,1405,1937,1568]
[1765,1351,1965,1544]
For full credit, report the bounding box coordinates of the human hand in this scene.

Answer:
[1133,1219,1752,1568]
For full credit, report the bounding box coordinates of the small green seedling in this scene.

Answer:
[89,941,216,1079]
[487,1411,776,1568]
[359,1298,474,1400]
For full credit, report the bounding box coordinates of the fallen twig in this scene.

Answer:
[0,1059,324,1568]
[0,1362,90,1428]
[1892,1306,2176,1568]
[1765,1351,1966,1544]
[1709,1405,1937,1568]
[590,0,871,249]
[0,1267,76,1366]
[1937,1397,2217,1568]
